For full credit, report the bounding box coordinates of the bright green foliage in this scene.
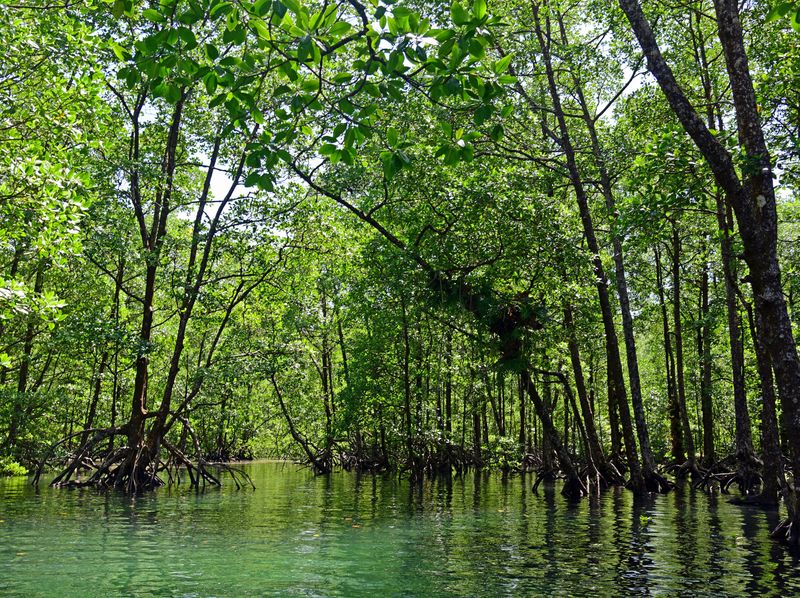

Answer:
[0,0,798,493]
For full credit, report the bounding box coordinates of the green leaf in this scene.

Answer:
[223,26,246,44]
[204,71,218,94]
[473,0,487,20]
[380,150,395,179]
[254,0,272,17]
[112,0,125,18]
[142,8,165,23]
[177,27,197,48]
[283,0,301,15]
[205,43,219,60]
[387,127,399,148]
[473,104,493,126]
[469,38,485,59]
[332,72,352,84]
[258,174,274,191]
[493,54,512,75]
[792,8,800,31]
[490,123,504,141]
[109,41,130,61]
[153,83,182,104]
[766,2,794,22]
[301,77,320,92]
[444,146,460,165]
[330,21,352,36]
[450,1,471,26]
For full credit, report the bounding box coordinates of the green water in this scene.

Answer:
[1,461,798,596]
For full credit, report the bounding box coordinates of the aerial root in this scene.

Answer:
[663,460,704,482]
[34,421,255,492]
[561,472,589,500]
[597,461,626,488]
[532,468,557,493]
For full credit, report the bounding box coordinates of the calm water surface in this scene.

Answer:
[1,461,798,596]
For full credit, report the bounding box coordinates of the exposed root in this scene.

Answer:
[34,418,255,492]
[663,459,703,482]
[532,468,557,493]
[596,460,626,488]
[643,468,673,494]
[607,453,628,478]
[692,453,763,496]
[561,472,588,500]
[520,452,542,473]
[770,518,800,545]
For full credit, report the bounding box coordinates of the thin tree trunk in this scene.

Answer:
[742,296,784,505]
[5,259,45,450]
[532,2,643,490]
[698,239,715,465]
[655,245,684,463]
[557,3,656,480]
[564,305,607,473]
[670,224,696,470]
[400,297,415,470]
[521,368,586,498]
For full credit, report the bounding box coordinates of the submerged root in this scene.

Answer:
[532,468,557,493]
[643,469,673,494]
[596,461,626,488]
[531,466,589,500]
[664,460,703,483]
[770,518,800,545]
[561,472,589,500]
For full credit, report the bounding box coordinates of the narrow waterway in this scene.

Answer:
[1,461,798,596]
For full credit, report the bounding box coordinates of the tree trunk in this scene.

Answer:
[532,2,643,491]
[400,297,415,471]
[521,368,586,498]
[698,239,715,465]
[564,305,608,475]
[5,259,45,451]
[558,3,656,481]
[670,223,696,471]
[618,0,800,538]
[655,244,684,463]
[743,296,784,505]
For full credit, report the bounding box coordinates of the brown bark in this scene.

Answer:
[5,259,46,450]
[564,305,607,472]
[742,295,785,505]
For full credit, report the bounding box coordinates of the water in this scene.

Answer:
[1,461,798,596]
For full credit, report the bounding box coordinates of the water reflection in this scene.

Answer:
[1,462,799,597]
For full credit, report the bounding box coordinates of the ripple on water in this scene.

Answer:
[1,464,800,596]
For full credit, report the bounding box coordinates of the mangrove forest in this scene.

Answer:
[3,0,800,591]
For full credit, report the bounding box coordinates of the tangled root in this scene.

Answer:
[663,460,703,483]
[644,469,673,494]
[34,419,254,493]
